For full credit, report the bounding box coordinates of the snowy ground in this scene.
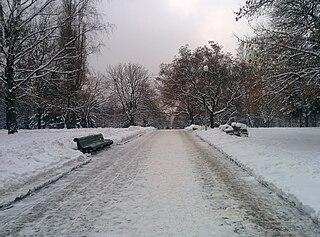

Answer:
[190,126,320,223]
[0,127,320,231]
[1,130,319,236]
[0,126,154,197]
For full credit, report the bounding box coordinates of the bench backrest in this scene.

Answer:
[74,133,104,147]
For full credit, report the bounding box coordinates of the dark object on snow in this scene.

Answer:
[219,123,249,137]
[231,122,248,137]
[74,133,113,153]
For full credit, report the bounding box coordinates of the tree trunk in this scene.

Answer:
[129,114,135,126]
[66,95,77,129]
[143,117,147,127]
[312,113,318,127]
[299,110,303,127]
[189,111,194,125]
[36,107,43,129]
[86,113,90,128]
[305,115,309,127]
[210,111,214,128]
[5,60,18,134]
[66,111,76,129]
[247,111,254,127]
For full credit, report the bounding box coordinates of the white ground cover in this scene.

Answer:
[0,126,154,191]
[191,126,320,222]
[1,125,319,226]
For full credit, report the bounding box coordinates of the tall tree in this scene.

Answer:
[0,0,107,133]
[236,0,320,127]
[106,63,150,127]
[77,72,107,128]
[1,0,52,133]
[160,43,243,128]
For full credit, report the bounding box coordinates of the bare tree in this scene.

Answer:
[78,72,108,128]
[160,43,243,128]
[236,0,320,127]
[0,0,107,133]
[106,63,150,127]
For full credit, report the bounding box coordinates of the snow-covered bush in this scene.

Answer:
[185,124,202,130]
[231,122,247,129]
[220,123,248,137]
[219,124,234,134]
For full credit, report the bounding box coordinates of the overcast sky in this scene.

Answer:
[89,0,252,75]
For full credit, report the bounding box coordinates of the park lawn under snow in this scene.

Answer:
[1,125,320,224]
[192,126,320,222]
[0,126,154,192]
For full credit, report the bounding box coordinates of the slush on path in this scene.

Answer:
[1,130,319,236]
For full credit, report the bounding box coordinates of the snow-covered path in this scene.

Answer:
[1,130,319,236]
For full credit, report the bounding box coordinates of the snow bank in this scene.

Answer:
[184,124,202,131]
[0,127,154,191]
[231,122,247,129]
[219,124,233,132]
[194,127,320,223]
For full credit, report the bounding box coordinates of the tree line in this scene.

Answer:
[1,0,319,134]
[0,1,167,134]
[0,0,107,134]
[159,42,246,128]
[235,0,320,127]
[159,0,319,128]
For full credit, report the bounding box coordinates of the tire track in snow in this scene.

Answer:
[93,130,237,236]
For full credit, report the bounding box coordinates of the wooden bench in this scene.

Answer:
[73,133,113,153]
